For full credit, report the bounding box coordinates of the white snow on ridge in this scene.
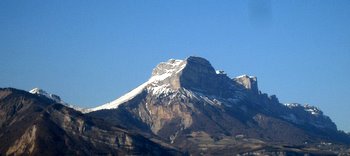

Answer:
[235,74,256,79]
[284,103,301,108]
[304,105,321,115]
[87,59,187,113]
[29,88,87,112]
[148,84,175,95]
[216,70,226,75]
[88,58,261,113]
[30,88,50,98]
[88,81,149,112]
[29,88,66,104]
[284,103,321,116]
[150,59,185,83]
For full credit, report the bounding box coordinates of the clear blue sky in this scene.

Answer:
[1,1,349,132]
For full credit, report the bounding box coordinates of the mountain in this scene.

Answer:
[29,88,66,104]
[88,56,350,155]
[0,88,182,155]
[29,88,89,112]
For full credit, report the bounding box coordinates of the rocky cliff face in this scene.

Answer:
[88,56,350,154]
[0,88,181,156]
[233,75,258,93]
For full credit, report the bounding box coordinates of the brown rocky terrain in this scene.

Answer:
[0,88,182,156]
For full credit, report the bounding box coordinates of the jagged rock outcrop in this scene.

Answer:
[88,56,350,154]
[233,75,259,93]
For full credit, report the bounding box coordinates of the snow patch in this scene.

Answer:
[284,103,321,116]
[148,84,174,95]
[89,81,149,112]
[284,103,301,108]
[235,74,256,79]
[150,59,185,83]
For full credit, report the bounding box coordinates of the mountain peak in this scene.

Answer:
[150,56,215,80]
[185,56,214,70]
[148,56,234,96]
[29,88,88,112]
[89,56,218,111]
[29,88,64,104]
[149,58,186,89]
[87,57,349,154]
[151,59,185,77]
[90,56,238,112]
[179,56,229,94]
[148,56,218,91]
[29,87,47,95]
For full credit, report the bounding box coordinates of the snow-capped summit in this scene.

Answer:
[89,56,336,132]
[87,56,341,147]
[88,56,238,112]
[30,88,66,104]
[235,74,256,79]
[150,59,186,83]
[89,56,264,113]
[29,88,86,112]
[87,58,187,112]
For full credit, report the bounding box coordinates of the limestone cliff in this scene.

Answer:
[88,56,348,155]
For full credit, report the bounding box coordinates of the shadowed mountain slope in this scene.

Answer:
[0,88,181,156]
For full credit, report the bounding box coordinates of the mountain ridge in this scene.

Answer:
[89,56,265,112]
[87,56,350,154]
[0,88,182,155]
[6,56,349,155]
